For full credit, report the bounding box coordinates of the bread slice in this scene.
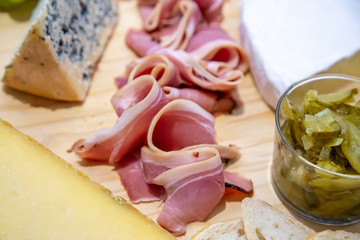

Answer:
[2,0,117,101]
[189,219,247,240]
[306,230,360,240]
[241,198,315,240]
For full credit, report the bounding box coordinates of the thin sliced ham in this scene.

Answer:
[161,49,245,91]
[115,148,166,203]
[72,75,169,163]
[145,147,225,236]
[138,0,178,32]
[72,0,253,237]
[223,171,253,200]
[127,54,184,87]
[139,99,241,235]
[193,0,224,23]
[146,99,217,152]
[163,86,238,114]
[123,50,245,92]
[186,23,249,74]
[137,0,203,51]
[125,29,162,57]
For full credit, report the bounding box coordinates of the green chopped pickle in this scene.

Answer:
[279,87,360,220]
[283,88,360,174]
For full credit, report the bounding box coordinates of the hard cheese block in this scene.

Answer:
[0,119,175,240]
[2,0,117,101]
[240,0,360,109]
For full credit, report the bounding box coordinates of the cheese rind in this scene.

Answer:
[240,0,360,109]
[2,0,118,101]
[0,119,175,240]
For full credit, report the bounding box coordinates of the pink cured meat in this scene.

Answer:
[126,54,185,87]
[193,0,224,23]
[163,86,237,114]
[146,147,225,236]
[161,49,245,91]
[124,51,244,91]
[224,171,253,193]
[136,0,203,51]
[115,99,239,204]
[125,29,162,57]
[146,99,217,152]
[138,0,178,31]
[139,100,237,235]
[72,75,169,163]
[187,23,249,74]
[115,148,166,203]
[120,52,244,113]
[186,22,233,51]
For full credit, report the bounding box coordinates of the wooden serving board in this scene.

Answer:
[0,0,358,237]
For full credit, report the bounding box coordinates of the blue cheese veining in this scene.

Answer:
[2,0,118,101]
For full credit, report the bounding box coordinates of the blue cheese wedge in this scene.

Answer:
[2,0,117,101]
[240,0,360,109]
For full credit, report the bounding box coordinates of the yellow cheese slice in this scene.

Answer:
[0,119,175,240]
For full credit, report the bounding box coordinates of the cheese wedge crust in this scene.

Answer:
[2,0,118,101]
[0,119,175,240]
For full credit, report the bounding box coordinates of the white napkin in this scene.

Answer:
[239,0,360,109]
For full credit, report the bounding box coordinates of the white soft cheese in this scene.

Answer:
[240,0,360,109]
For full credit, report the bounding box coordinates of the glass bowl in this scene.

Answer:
[271,74,360,225]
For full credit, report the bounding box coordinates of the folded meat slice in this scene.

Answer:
[123,50,244,92]
[138,99,240,235]
[163,86,238,114]
[146,99,217,152]
[162,49,245,91]
[142,146,225,236]
[187,23,249,74]
[223,171,253,200]
[125,29,162,57]
[138,0,178,32]
[193,0,224,23]
[72,75,169,163]
[137,0,203,51]
[157,0,202,50]
[115,148,166,203]
[127,54,184,87]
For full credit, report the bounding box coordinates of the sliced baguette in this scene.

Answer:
[241,198,315,240]
[189,219,247,240]
[306,230,360,240]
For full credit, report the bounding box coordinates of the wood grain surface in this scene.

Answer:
[0,0,358,237]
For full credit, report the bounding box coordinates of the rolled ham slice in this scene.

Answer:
[157,0,202,50]
[187,23,249,74]
[144,146,225,236]
[125,29,162,57]
[163,86,238,114]
[115,148,166,203]
[127,54,184,87]
[138,0,178,32]
[223,171,253,200]
[72,75,169,163]
[162,49,245,91]
[146,99,217,151]
[138,99,240,235]
[124,50,244,92]
[137,0,203,51]
[193,0,224,23]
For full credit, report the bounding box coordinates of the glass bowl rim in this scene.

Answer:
[275,73,360,179]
